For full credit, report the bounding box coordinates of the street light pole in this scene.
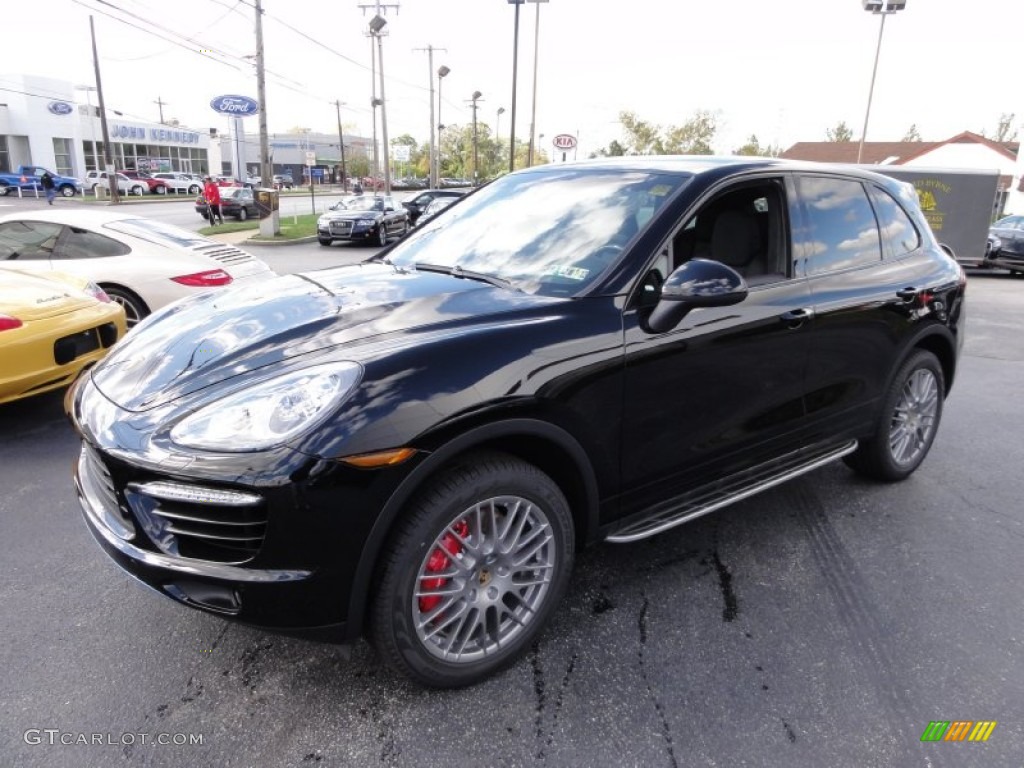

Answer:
[857,0,906,164]
[526,0,549,167]
[436,65,449,187]
[507,0,523,174]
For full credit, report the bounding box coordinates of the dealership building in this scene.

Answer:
[0,73,212,178]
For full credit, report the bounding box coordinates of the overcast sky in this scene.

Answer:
[4,0,1023,158]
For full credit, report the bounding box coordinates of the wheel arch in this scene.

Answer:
[343,418,600,640]
[906,326,957,395]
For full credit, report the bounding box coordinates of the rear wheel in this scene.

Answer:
[59,185,76,197]
[370,453,574,688]
[238,207,248,221]
[131,185,145,196]
[101,285,149,329]
[155,186,166,195]
[844,350,944,481]
[188,184,201,194]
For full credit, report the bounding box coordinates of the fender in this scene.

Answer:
[343,418,601,640]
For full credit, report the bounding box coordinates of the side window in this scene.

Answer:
[53,227,131,260]
[868,185,920,259]
[796,176,881,275]
[671,179,789,286]
[0,220,62,261]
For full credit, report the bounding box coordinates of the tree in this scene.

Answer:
[826,121,854,142]
[733,134,781,157]
[982,113,1018,143]
[662,110,717,154]
[591,139,626,158]
[902,124,922,142]
[619,111,664,155]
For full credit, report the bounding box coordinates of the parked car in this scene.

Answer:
[66,157,964,688]
[121,170,171,195]
[152,173,203,195]
[0,269,126,404]
[985,214,1024,274]
[272,174,294,189]
[195,188,259,221]
[316,195,408,246]
[401,188,468,225]
[91,172,148,196]
[0,165,81,197]
[0,210,275,327]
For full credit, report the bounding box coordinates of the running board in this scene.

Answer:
[605,440,858,544]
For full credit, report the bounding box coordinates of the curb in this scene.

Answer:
[242,234,319,247]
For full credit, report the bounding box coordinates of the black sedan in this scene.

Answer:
[401,189,467,225]
[986,214,1024,273]
[317,195,409,246]
[194,188,259,221]
[68,157,965,689]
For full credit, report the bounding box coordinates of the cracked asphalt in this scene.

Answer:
[2,267,1022,768]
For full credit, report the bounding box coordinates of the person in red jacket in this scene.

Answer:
[203,176,224,225]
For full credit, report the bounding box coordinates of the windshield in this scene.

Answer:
[345,197,387,212]
[105,218,211,248]
[388,168,688,296]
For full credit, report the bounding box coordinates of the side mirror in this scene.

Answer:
[645,259,748,334]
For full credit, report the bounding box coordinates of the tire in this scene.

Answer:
[131,185,145,196]
[0,184,11,196]
[369,452,574,688]
[188,185,201,195]
[155,186,166,195]
[100,285,149,329]
[378,223,388,247]
[238,207,248,221]
[59,185,76,197]
[844,350,944,482]
[317,236,332,246]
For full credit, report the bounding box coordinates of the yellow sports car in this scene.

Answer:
[0,270,126,404]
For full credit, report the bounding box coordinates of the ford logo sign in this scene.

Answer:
[209,95,260,116]
[48,101,74,116]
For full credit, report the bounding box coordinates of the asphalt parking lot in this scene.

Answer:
[2,238,1022,765]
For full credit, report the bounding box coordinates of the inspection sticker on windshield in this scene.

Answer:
[649,184,673,197]
[546,265,590,281]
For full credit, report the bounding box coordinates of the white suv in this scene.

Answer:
[152,173,202,194]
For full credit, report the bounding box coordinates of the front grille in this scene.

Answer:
[194,243,255,267]
[79,444,135,540]
[330,221,352,235]
[125,481,267,564]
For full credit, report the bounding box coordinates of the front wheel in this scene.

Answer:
[131,185,145,196]
[370,453,574,688]
[377,223,388,247]
[59,185,76,197]
[188,185,201,195]
[844,350,944,481]
[155,186,166,195]
[238,207,248,221]
[317,236,332,246]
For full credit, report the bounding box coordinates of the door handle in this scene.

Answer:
[896,287,918,302]
[780,308,814,328]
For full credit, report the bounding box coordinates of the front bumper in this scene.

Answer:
[317,221,376,241]
[67,375,414,640]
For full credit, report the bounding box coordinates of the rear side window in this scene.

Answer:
[868,185,920,259]
[0,220,62,260]
[54,226,131,259]
[796,176,881,275]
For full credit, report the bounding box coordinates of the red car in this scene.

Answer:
[122,170,171,195]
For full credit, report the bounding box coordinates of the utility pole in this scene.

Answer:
[469,91,482,185]
[527,0,549,167]
[89,16,119,204]
[153,96,167,125]
[508,0,523,174]
[415,44,446,189]
[254,0,271,186]
[334,99,348,191]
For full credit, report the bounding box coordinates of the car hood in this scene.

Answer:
[321,209,383,221]
[90,262,550,411]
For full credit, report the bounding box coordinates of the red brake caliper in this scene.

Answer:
[419,519,469,614]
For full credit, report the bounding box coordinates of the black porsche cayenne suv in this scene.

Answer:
[69,157,965,688]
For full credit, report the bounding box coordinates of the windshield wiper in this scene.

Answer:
[414,262,518,291]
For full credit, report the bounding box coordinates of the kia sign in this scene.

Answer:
[552,134,577,150]
[209,95,260,116]
[47,101,74,116]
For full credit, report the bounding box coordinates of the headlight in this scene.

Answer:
[170,362,363,451]
[356,218,375,227]
[989,235,1002,249]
